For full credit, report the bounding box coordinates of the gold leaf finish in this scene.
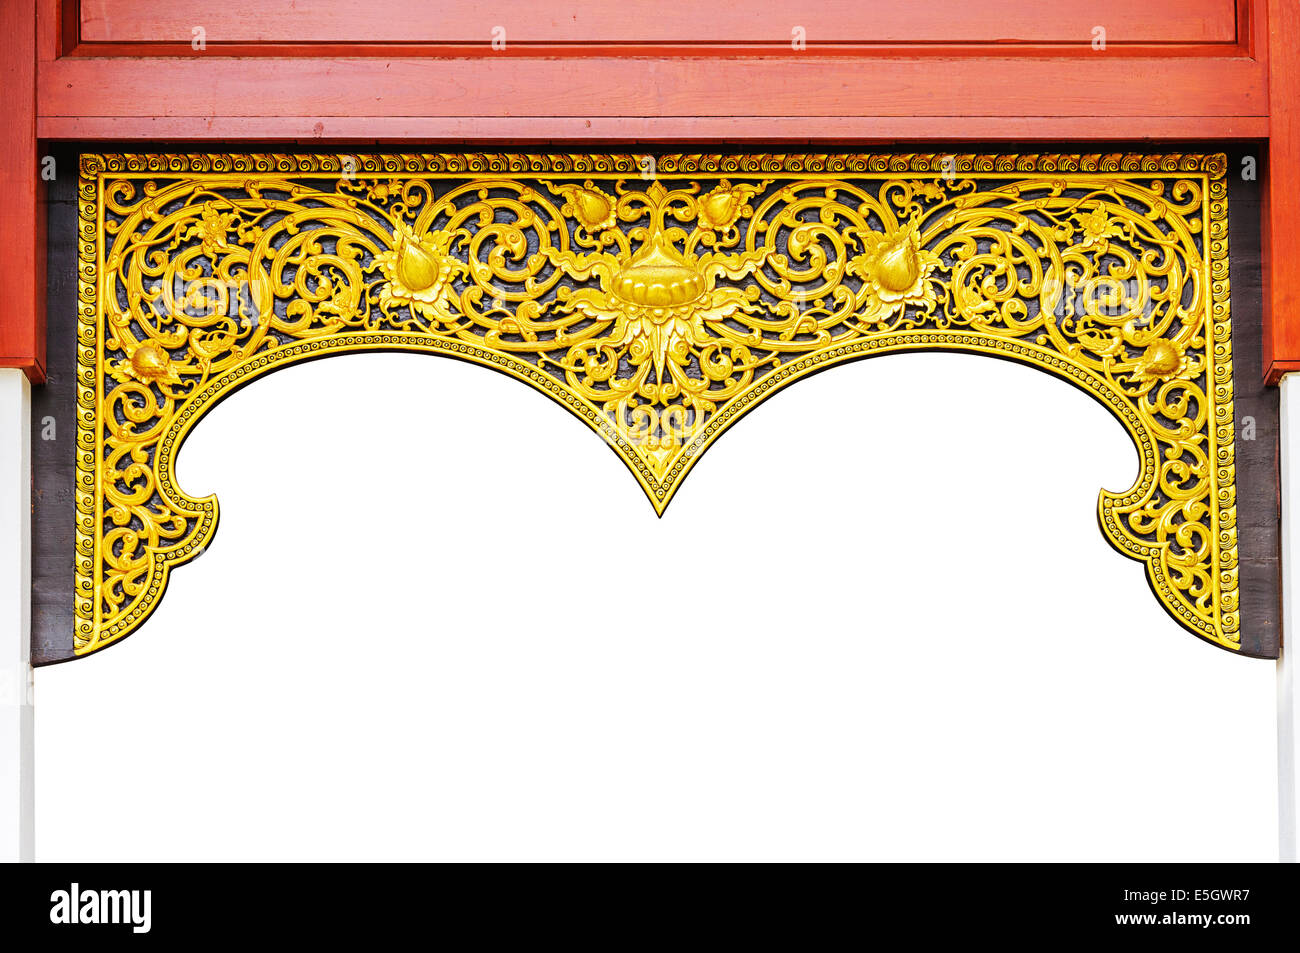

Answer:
[75,152,1236,654]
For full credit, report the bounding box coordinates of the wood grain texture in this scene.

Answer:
[37,0,67,62]
[78,0,1241,45]
[0,0,45,379]
[36,114,1273,142]
[30,155,77,666]
[36,54,1268,122]
[1228,148,1280,658]
[1264,0,1300,381]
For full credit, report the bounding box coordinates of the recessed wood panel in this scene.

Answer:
[79,0,1239,46]
[37,54,1266,121]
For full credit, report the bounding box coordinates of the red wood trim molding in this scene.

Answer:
[64,0,1249,58]
[1264,0,1300,382]
[35,115,1273,143]
[0,0,45,380]
[35,55,1268,127]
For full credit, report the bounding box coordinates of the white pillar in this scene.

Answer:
[1279,375,1300,862]
[0,368,32,862]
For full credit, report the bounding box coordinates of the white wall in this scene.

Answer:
[35,352,1276,861]
[0,370,33,863]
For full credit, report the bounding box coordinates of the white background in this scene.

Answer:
[36,352,1277,861]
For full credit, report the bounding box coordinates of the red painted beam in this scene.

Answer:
[0,0,45,381]
[1264,0,1300,382]
[78,0,1241,45]
[37,114,1270,143]
[37,54,1266,125]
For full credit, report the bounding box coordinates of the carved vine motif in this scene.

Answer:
[75,153,1235,654]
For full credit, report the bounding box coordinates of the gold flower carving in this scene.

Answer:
[76,153,1236,656]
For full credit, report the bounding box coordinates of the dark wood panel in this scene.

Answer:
[1227,147,1280,658]
[31,150,78,666]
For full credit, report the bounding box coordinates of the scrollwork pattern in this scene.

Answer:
[74,152,1236,654]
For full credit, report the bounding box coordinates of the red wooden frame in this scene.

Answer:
[3,0,1294,381]
[0,1,44,378]
[67,0,1248,56]
[1262,0,1300,381]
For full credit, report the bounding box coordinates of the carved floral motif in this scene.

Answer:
[76,153,1236,655]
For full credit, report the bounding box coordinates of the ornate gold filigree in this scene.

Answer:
[75,152,1237,655]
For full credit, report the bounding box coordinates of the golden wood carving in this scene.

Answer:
[76,153,1236,654]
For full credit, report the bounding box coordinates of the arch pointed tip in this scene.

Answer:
[642,486,673,518]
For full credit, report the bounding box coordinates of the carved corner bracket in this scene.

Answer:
[74,152,1236,655]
